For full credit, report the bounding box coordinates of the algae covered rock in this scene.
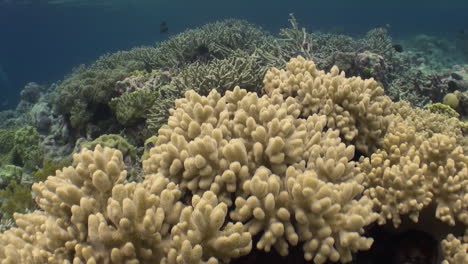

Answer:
[0,165,23,189]
[79,134,137,161]
[0,126,42,170]
[33,159,71,183]
[13,126,42,170]
[0,130,15,166]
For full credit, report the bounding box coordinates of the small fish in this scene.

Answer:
[160,21,168,34]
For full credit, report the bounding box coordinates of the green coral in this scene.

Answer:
[0,130,15,166]
[13,126,42,170]
[460,121,468,134]
[33,159,71,183]
[69,100,92,129]
[110,70,178,126]
[427,103,468,135]
[80,134,137,161]
[428,103,460,118]
[145,85,182,133]
[0,181,35,221]
[0,165,23,189]
[110,88,158,125]
[0,127,43,170]
[53,47,161,130]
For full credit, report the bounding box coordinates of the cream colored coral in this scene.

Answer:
[361,118,468,228]
[143,85,376,263]
[230,166,295,255]
[286,164,377,264]
[264,56,393,154]
[163,191,252,264]
[441,229,468,264]
[394,101,468,154]
[0,145,183,264]
[360,121,432,226]
[143,87,307,204]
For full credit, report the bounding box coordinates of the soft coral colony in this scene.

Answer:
[0,57,467,264]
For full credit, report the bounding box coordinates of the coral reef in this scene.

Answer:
[263,57,393,154]
[151,19,284,68]
[39,19,296,160]
[52,47,160,130]
[1,57,467,264]
[279,15,396,87]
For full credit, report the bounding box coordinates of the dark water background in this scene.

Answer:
[0,0,467,110]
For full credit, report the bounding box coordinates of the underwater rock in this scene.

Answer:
[19,82,44,104]
[29,102,52,133]
[451,72,463,80]
[330,51,355,72]
[329,51,388,84]
[392,44,403,52]
[355,51,387,81]
[448,79,468,93]
[40,114,73,163]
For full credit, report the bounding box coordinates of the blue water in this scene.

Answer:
[1,0,467,110]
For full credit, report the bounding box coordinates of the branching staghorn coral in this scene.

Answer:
[0,57,467,264]
[151,19,282,68]
[172,56,267,96]
[279,14,396,72]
